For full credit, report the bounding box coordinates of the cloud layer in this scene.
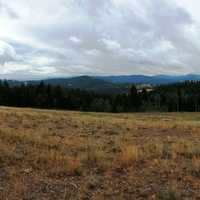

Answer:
[0,0,200,79]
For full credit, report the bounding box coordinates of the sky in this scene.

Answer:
[0,0,200,80]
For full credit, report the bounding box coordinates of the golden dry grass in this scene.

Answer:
[1,107,200,199]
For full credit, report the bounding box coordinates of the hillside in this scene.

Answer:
[26,76,129,94]
[1,107,200,199]
[43,76,127,93]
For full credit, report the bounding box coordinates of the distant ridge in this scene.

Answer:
[26,75,128,94]
[2,74,200,93]
[97,74,200,84]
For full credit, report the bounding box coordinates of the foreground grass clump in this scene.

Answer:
[1,107,200,199]
[118,144,140,168]
[157,189,178,200]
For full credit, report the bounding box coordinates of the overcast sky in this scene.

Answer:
[0,0,200,80]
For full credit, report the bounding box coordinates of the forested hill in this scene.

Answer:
[35,76,129,94]
[7,76,129,94]
[0,80,200,112]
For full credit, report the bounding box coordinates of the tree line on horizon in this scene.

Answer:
[0,80,199,112]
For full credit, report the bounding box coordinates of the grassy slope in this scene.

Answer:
[1,107,200,199]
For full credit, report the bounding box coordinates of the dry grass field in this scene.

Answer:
[1,107,200,199]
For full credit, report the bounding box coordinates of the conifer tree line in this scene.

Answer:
[0,80,200,112]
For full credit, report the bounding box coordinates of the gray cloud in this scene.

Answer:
[0,0,199,79]
[0,41,19,65]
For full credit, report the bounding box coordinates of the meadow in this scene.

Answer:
[1,107,200,199]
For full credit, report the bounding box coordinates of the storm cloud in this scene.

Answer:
[0,0,200,79]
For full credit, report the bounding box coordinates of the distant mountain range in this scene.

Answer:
[97,74,200,84]
[4,74,200,93]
